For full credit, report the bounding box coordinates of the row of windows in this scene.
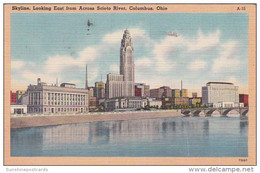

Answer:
[28,107,87,113]
[28,92,87,105]
[29,92,41,105]
[109,83,124,98]
[108,75,123,81]
[46,101,86,106]
[46,93,86,101]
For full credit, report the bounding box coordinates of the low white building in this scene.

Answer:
[105,97,147,111]
[214,102,244,108]
[11,104,27,115]
[147,98,162,108]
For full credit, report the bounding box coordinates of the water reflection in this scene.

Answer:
[240,120,248,135]
[11,117,248,157]
[203,120,209,136]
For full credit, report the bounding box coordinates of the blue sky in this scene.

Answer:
[11,13,248,95]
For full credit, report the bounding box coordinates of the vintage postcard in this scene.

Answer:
[3,4,256,165]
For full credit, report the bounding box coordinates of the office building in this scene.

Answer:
[180,89,188,97]
[105,74,125,98]
[173,97,189,105]
[144,84,150,97]
[88,87,94,98]
[94,81,105,99]
[89,97,99,111]
[134,83,150,97]
[10,91,16,104]
[135,83,145,97]
[172,89,180,98]
[239,94,248,107]
[162,97,189,106]
[150,88,164,99]
[135,86,142,97]
[202,82,239,107]
[161,86,172,98]
[192,92,198,98]
[150,86,172,100]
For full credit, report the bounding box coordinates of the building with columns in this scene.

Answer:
[105,30,135,99]
[27,78,89,114]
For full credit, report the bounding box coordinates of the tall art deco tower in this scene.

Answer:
[105,29,135,99]
[120,29,135,97]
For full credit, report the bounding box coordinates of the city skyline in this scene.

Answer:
[11,13,249,96]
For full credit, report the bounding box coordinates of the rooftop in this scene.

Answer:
[60,82,75,85]
[207,82,234,85]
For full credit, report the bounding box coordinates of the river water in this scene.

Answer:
[11,116,248,157]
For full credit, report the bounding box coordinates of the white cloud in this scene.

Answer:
[44,55,75,73]
[135,57,153,68]
[102,28,152,46]
[187,29,220,51]
[212,41,242,73]
[11,45,99,89]
[21,69,57,84]
[188,60,207,71]
[78,47,98,64]
[149,29,220,73]
[152,36,186,72]
[102,30,123,44]
[44,47,97,73]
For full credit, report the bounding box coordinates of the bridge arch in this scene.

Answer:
[205,109,221,117]
[223,109,239,117]
[192,110,204,117]
[241,109,248,116]
[182,110,191,116]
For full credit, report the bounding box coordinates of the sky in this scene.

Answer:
[11,13,249,96]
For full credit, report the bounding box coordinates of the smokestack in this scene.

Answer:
[85,64,88,89]
[181,80,183,97]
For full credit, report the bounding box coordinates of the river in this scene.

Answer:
[11,116,248,157]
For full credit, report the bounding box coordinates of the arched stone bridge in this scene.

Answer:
[181,107,248,117]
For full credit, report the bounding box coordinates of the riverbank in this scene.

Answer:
[11,110,183,129]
